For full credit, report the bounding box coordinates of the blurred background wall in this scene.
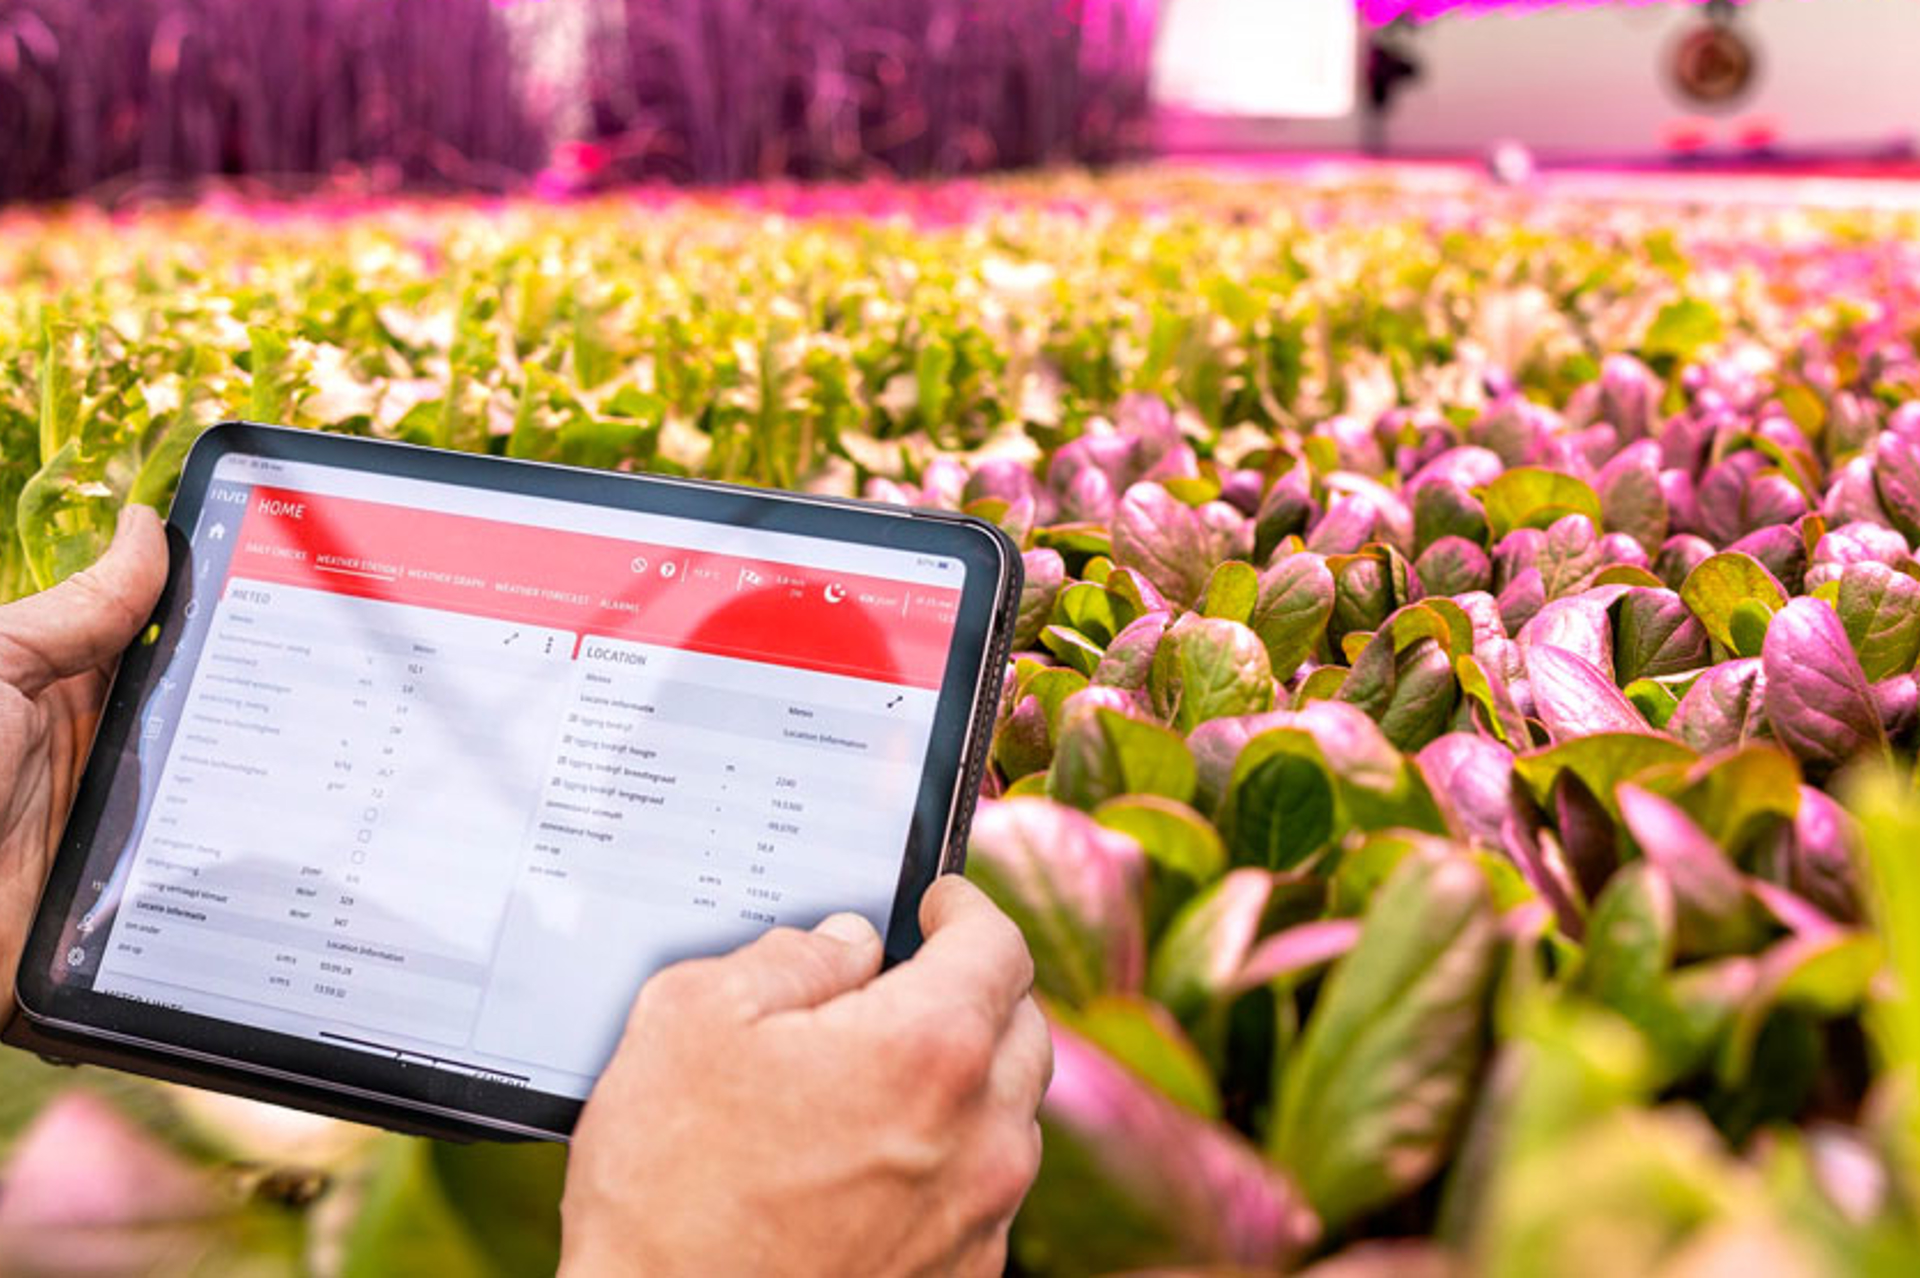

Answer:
[1261,0,1920,158]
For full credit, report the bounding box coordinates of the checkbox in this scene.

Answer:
[351,851,367,865]
[363,808,379,822]
[356,829,372,844]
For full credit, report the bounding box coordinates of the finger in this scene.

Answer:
[869,877,1034,1030]
[0,505,168,697]
[985,996,1054,1121]
[715,913,886,1019]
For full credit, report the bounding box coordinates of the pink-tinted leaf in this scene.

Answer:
[1114,481,1213,609]
[1762,597,1889,775]
[1271,851,1498,1233]
[1836,561,1920,682]
[1411,478,1489,554]
[1872,428,1920,543]
[1414,535,1492,598]
[1617,785,1767,957]
[0,1093,223,1276]
[1729,523,1808,596]
[1093,611,1173,691]
[1653,532,1716,591]
[1250,553,1335,681]
[1551,768,1618,903]
[1536,513,1604,600]
[1787,786,1862,924]
[1050,705,1196,811]
[993,693,1052,781]
[1669,658,1769,754]
[1014,549,1066,650]
[1597,436,1669,553]
[1875,674,1919,741]
[1149,868,1277,1024]
[1520,591,1622,681]
[1018,1024,1319,1273]
[1307,494,1380,557]
[1527,644,1648,741]
[1186,711,1298,815]
[1233,919,1363,995]
[1149,615,1276,732]
[966,798,1147,1004]
[1612,587,1710,684]
[1417,733,1520,848]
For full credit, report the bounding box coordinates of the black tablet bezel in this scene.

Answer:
[13,421,1019,1141]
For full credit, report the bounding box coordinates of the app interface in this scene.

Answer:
[63,454,966,1099]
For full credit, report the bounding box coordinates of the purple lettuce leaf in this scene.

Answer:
[1148,615,1277,733]
[1613,587,1711,684]
[1414,535,1493,598]
[1872,429,1920,543]
[1596,437,1669,554]
[1727,522,1809,596]
[1093,611,1174,692]
[1014,549,1066,650]
[1761,597,1890,775]
[965,798,1148,1004]
[1652,533,1717,592]
[1526,644,1648,741]
[1249,554,1336,682]
[1617,784,1768,958]
[1050,704,1197,811]
[1668,658,1770,754]
[1018,1023,1319,1273]
[1113,481,1214,609]
[1186,711,1300,817]
[1835,561,1920,682]
[1269,850,1499,1234]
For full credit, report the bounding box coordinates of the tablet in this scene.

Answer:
[9,422,1019,1141]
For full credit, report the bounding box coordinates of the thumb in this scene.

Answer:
[0,505,169,697]
[722,913,885,1018]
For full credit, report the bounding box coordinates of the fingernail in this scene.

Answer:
[115,505,135,532]
[814,913,876,945]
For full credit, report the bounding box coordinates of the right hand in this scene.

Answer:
[558,876,1051,1277]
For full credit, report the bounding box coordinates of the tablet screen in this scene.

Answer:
[56,452,967,1100]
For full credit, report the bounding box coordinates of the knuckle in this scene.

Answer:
[634,961,704,1017]
[905,1005,997,1100]
[66,566,144,637]
[756,925,821,974]
[976,1123,1044,1218]
[996,918,1036,994]
[0,632,51,692]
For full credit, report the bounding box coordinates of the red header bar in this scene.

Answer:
[224,487,961,688]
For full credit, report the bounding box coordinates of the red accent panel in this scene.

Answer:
[225,487,962,689]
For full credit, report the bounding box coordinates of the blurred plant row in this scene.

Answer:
[10,172,1920,1275]
[0,0,1148,201]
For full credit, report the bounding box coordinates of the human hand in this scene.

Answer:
[0,507,169,1023]
[559,876,1051,1277]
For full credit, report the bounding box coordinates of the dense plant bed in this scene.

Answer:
[8,172,1920,1274]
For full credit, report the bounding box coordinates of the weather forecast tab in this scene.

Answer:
[86,463,966,1098]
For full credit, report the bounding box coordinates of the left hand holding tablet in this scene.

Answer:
[0,506,166,1024]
